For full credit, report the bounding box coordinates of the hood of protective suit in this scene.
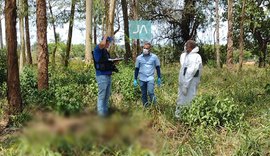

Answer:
[189,46,199,54]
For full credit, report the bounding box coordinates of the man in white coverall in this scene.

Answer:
[175,40,202,118]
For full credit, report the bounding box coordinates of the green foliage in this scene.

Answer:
[180,95,244,128]
[0,48,7,84]
[71,44,85,58]
[236,133,264,156]
[265,83,270,95]
[199,44,227,66]
[112,63,141,101]
[55,84,84,115]
[0,82,6,98]
[20,66,39,105]
[9,112,32,128]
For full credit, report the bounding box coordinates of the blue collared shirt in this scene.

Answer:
[135,53,160,82]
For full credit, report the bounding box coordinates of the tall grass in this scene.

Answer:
[1,63,270,155]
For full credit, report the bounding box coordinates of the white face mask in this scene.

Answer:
[143,48,150,55]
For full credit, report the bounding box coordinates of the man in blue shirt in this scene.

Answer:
[134,42,162,107]
[93,36,118,117]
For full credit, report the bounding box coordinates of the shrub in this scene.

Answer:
[20,66,39,105]
[55,84,84,115]
[112,64,140,101]
[180,94,244,128]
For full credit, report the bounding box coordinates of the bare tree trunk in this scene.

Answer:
[121,0,131,63]
[24,0,32,65]
[19,0,26,72]
[104,0,109,34]
[107,0,116,36]
[64,0,76,67]
[130,0,139,61]
[106,0,116,53]
[48,0,57,66]
[226,0,234,69]
[5,0,23,114]
[215,0,221,68]
[94,16,97,45]
[37,0,49,90]
[238,0,245,71]
[85,0,93,64]
[0,19,3,49]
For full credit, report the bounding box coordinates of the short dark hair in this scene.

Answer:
[144,42,152,47]
[186,40,196,49]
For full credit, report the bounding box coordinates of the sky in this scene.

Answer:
[1,17,228,47]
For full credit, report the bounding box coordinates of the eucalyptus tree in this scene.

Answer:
[93,0,105,44]
[107,0,116,36]
[130,0,139,60]
[215,0,221,68]
[0,0,4,49]
[5,0,23,114]
[19,0,26,72]
[85,0,93,64]
[121,0,131,62]
[226,0,234,69]
[37,0,49,90]
[238,0,246,70]
[48,0,58,66]
[234,0,270,67]
[64,0,76,67]
[24,0,32,65]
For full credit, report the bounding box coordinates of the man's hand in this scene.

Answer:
[157,78,161,87]
[133,80,138,87]
[182,87,188,96]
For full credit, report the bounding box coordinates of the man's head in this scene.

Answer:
[102,36,113,48]
[185,40,196,53]
[143,42,151,55]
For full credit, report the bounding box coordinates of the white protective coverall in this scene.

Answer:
[176,46,202,116]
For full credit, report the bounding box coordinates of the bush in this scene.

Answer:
[180,94,244,128]
[20,66,39,105]
[55,84,84,115]
[112,64,140,101]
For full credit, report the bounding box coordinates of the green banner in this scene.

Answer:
[129,20,151,40]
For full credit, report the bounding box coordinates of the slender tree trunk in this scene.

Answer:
[226,0,234,69]
[104,0,109,35]
[85,0,93,64]
[94,16,97,45]
[37,0,49,90]
[106,0,116,53]
[19,0,26,72]
[5,0,23,114]
[64,0,76,67]
[259,41,267,67]
[121,0,131,62]
[48,0,57,66]
[0,19,3,49]
[24,0,32,65]
[215,0,221,68]
[238,0,245,70]
[108,0,116,36]
[130,0,139,61]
